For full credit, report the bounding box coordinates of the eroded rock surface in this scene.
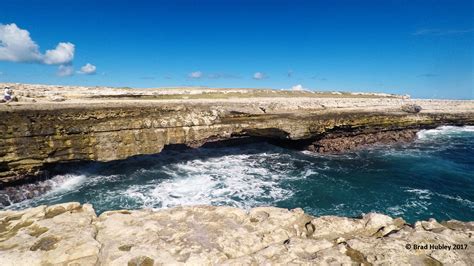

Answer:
[0,203,472,265]
[1,83,473,184]
[308,129,419,153]
[0,202,99,265]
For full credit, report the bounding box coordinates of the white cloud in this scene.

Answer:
[78,63,96,75]
[0,23,42,62]
[57,65,74,77]
[0,23,74,65]
[189,71,203,79]
[291,84,306,91]
[253,72,266,80]
[43,42,75,65]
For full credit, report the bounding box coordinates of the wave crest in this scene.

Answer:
[417,126,474,140]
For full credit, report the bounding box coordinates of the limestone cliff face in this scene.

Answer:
[0,203,472,265]
[1,99,473,184]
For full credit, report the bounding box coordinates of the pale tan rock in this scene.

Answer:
[0,202,473,265]
[0,202,100,266]
[420,218,444,231]
[49,95,66,102]
[310,215,370,239]
[363,212,394,230]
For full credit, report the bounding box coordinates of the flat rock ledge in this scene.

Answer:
[0,203,473,265]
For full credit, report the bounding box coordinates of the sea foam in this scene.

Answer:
[120,152,303,210]
[417,126,474,140]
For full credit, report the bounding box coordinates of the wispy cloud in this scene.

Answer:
[311,75,328,81]
[188,71,240,79]
[207,73,241,79]
[417,73,439,78]
[188,71,203,79]
[413,28,474,36]
[253,72,267,80]
[57,65,74,77]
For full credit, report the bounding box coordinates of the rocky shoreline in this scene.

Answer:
[0,126,441,207]
[0,202,472,265]
[307,128,419,153]
[1,84,473,185]
[0,124,470,206]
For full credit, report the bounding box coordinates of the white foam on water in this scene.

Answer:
[386,205,405,216]
[417,126,474,140]
[436,193,474,209]
[2,174,87,210]
[384,187,436,217]
[399,186,473,216]
[50,174,87,193]
[404,188,432,200]
[120,152,305,210]
[2,173,123,210]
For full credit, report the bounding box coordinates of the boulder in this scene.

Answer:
[401,103,422,113]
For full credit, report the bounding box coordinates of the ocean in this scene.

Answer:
[3,126,473,223]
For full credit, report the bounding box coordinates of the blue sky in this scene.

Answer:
[0,0,472,99]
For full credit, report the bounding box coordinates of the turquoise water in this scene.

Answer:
[4,126,474,223]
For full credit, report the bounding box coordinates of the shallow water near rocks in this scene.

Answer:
[3,126,474,223]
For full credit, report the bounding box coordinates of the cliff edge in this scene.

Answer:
[1,83,473,185]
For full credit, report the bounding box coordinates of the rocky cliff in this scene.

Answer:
[0,202,472,265]
[0,84,473,185]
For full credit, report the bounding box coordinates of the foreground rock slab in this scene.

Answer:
[0,203,473,265]
[0,202,99,265]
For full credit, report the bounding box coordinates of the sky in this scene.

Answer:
[0,0,473,99]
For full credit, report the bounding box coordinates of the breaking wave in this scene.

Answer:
[417,125,474,140]
[1,126,473,222]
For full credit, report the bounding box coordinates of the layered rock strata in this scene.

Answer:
[0,202,472,265]
[1,84,473,184]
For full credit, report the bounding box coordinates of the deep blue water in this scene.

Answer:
[4,126,474,223]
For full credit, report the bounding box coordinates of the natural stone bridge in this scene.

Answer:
[0,84,473,185]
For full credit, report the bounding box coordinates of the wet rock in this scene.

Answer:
[0,176,70,207]
[309,129,419,153]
